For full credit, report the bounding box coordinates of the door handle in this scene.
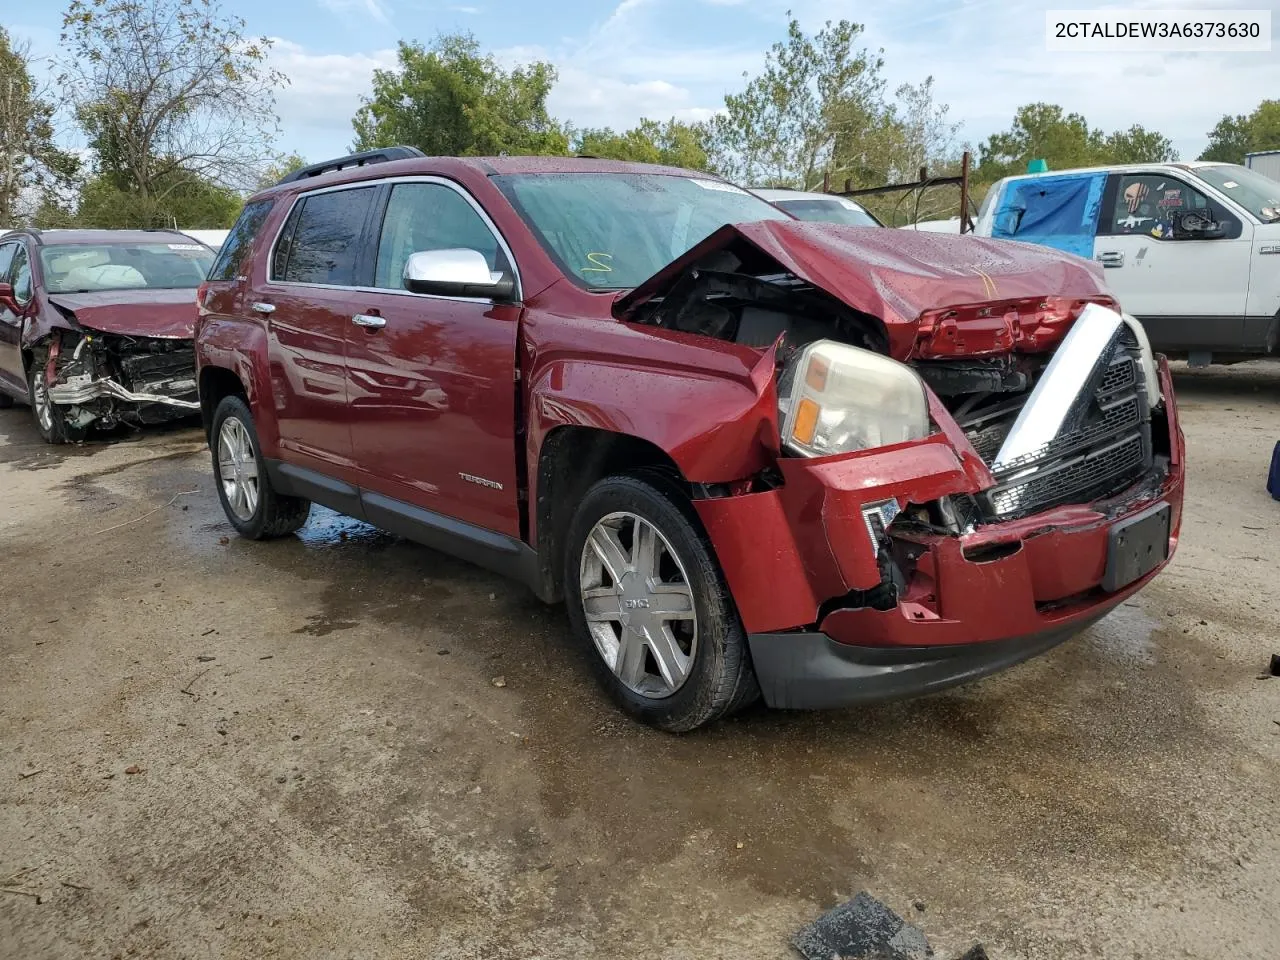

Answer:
[351,313,386,329]
[1096,251,1124,268]
[251,302,276,314]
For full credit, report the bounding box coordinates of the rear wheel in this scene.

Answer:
[563,473,758,732]
[27,360,86,444]
[210,395,311,539]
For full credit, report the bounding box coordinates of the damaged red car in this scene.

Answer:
[195,150,1184,731]
[0,229,213,442]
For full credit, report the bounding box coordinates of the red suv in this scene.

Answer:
[195,148,1184,731]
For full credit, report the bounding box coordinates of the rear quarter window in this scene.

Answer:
[275,187,377,286]
[208,199,275,281]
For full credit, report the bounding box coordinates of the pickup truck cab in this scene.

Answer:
[195,149,1184,731]
[973,162,1280,365]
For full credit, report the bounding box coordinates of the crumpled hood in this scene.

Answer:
[46,288,198,339]
[614,221,1112,358]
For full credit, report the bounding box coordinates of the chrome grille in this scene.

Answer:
[983,333,1152,518]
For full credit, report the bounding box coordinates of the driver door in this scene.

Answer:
[0,240,27,395]
[1093,172,1253,351]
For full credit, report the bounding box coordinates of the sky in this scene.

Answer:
[5,0,1279,170]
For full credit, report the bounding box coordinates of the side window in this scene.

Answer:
[10,245,32,303]
[0,242,16,281]
[1107,175,1221,240]
[373,182,508,290]
[271,203,304,281]
[208,199,274,281]
[280,187,377,286]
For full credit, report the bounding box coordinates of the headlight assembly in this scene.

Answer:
[779,340,931,457]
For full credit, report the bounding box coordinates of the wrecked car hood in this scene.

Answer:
[46,288,199,340]
[614,221,1112,359]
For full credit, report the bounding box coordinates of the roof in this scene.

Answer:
[996,160,1234,182]
[751,188,868,207]
[2,228,200,246]
[254,153,720,199]
[1246,149,1280,158]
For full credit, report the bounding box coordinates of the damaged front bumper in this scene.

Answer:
[40,332,199,429]
[695,358,1185,710]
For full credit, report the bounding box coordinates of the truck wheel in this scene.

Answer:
[564,472,758,732]
[27,361,86,444]
[210,395,311,539]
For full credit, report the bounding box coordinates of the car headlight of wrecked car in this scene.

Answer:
[778,339,931,457]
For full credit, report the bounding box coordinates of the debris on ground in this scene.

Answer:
[791,891,931,960]
[124,765,143,775]
[491,676,507,688]
[792,891,987,960]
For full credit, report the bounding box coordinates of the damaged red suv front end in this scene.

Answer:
[618,221,1184,709]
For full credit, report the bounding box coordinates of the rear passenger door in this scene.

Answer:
[254,185,379,479]
[343,178,522,537]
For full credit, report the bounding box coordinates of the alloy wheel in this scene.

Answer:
[31,373,53,432]
[579,511,698,699]
[217,416,260,522]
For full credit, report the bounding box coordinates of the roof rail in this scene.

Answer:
[276,146,427,186]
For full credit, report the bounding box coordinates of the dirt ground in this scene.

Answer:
[2,361,1279,960]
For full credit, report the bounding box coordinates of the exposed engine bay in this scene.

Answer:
[36,329,200,432]
[629,253,1170,527]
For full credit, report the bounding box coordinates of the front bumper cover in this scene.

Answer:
[750,608,1112,710]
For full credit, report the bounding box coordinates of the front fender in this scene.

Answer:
[196,317,280,455]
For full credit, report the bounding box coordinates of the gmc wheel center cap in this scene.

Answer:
[617,573,650,631]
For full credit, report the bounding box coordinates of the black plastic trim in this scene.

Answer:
[277,146,427,185]
[266,460,364,519]
[748,608,1114,709]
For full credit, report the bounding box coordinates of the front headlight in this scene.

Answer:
[779,340,931,457]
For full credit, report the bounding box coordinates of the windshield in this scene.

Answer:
[40,241,215,293]
[493,173,791,289]
[1196,164,1280,222]
[774,197,881,227]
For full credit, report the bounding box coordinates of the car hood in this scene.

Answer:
[614,221,1111,359]
[46,288,199,339]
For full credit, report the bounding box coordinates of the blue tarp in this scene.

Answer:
[990,172,1108,258]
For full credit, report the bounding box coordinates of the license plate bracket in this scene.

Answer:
[1103,502,1171,592]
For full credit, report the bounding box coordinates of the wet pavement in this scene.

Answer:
[2,362,1279,959]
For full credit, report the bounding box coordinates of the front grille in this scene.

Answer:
[982,331,1152,519]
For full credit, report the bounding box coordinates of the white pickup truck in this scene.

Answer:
[972,162,1280,365]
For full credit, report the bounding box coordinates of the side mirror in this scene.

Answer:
[0,282,15,312]
[403,248,516,301]
[1173,210,1225,240]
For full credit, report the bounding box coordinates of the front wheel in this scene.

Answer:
[563,472,758,732]
[27,360,85,444]
[210,395,311,539]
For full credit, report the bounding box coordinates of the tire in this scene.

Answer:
[563,471,758,732]
[210,394,311,539]
[0,391,14,409]
[27,360,86,444]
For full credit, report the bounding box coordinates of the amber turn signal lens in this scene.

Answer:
[792,397,820,445]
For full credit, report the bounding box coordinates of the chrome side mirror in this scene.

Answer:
[402,248,516,301]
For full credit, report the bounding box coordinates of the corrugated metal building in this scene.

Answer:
[1245,150,1280,182]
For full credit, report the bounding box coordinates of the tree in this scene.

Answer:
[256,152,308,190]
[573,119,710,170]
[978,103,1103,180]
[59,0,284,202]
[76,170,242,228]
[0,28,79,226]
[1199,100,1280,162]
[1103,125,1178,164]
[353,35,568,157]
[707,17,889,188]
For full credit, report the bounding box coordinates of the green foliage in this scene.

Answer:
[1199,100,1280,162]
[707,17,889,188]
[256,153,309,190]
[76,171,242,229]
[572,119,710,170]
[979,104,1178,178]
[59,0,284,199]
[352,35,568,157]
[0,27,80,226]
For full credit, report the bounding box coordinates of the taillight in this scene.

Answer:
[196,282,210,312]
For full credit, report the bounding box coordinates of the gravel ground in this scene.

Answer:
[1,361,1278,960]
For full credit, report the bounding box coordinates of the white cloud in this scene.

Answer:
[268,39,398,158]
[318,0,392,25]
[449,4,481,12]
